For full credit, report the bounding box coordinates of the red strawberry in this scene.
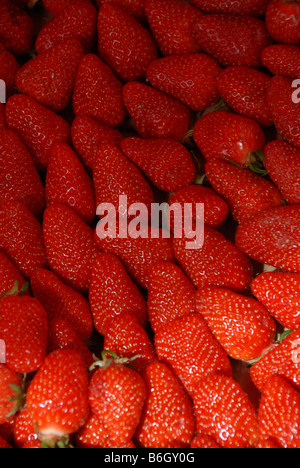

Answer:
[88,357,146,446]
[0,201,48,279]
[96,0,145,19]
[216,66,273,127]
[256,439,283,449]
[134,361,196,448]
[196,286,276,361]
[173,224,253,292]
[192,374,259,448]
[258,375,300,448]
[193,110,266,167]
[265,0,300,44]
[0,435,11,448]
[190,0,270,16]
[235,205,300,273]
[0,0,34,56]
[13,407,38,449]
[30,268,93,343]
[0,128,46,219]
[0,249,27,298]
[97,3,157,82]
[144,0,202,56]
[123,81,190,141]
[147,261,197,334]
[266,75,300,150]
[0,364,22,424]
[72,53,125,128]
[0,295,48,374]
[190,435,220,448]
[264,140,300,205]
[35,1,97,54]
[120,136,197,193]
[26,348,90,439]
[5,94,71,171]
[204,159,284,224]
[42,0,91,16]
[43,203,100,293]
[0,42,19,97]
[262,44,300,79]
[191,13,272,68]
[15,39,84,113]
[0,103,5,129]
[89,252,148,336]
[45,143,96,225]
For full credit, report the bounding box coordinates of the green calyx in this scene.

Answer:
[1,280,29,299]
[89,350,142,372]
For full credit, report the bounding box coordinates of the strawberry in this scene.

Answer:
[72,54,125,128]
[146,53,221,112]
[45,143,96,225]
[204,160,284,224]
[190,0,270,16]
[154,312,233,395]
[190,435,220,448]
[26,348,90,439]
[193,110,266,167]
[97,3,157,82]
[0,249,27,298]
[35,1,97,54]
[235,205,300,273]
[216,66,273,127]
[0,435,12,448]
[0,0,34,56]
[120,136,197,193]
[42,0,92,16]
[0,104,6,129]
[0,201,48,279]
[43,203,100,294]
[123,82,190,141]
[71,116,123,173]
[191,13,272,68]
[134,361,196,448]
[266,76,300,150]
[264,140,300,205]
[196,286,276,361]
[96,0,145,19]
[0,364,22,425]
[147,261,197,334]
[15,39,84,113]
[144,0,202,56]
[258,375,300,449]
[0,295,48,374]
[88,356,146,446]
[89,252,148,336]
[262,44,300,79]
[30,268,93,343]
[5,94,71,172]
[192,374,259,448]
[265,0,300,44]
[256,439,283,449]
[0,128,46,219]
[173,224,253,292]
[13,407,39,448]
[0,42,19,97]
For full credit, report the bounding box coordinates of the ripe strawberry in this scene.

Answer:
[120,136,197,193]
[26,348,90,439]
[146,53,221,112]
[193,110,266,167]
[97,3,157,82]
[266,75,300,150]
[72,54,125,128]
[144,0,202,56]
[204,160,284,224]
[0,128,46,219]
[13,407,39,448]
[0,42,19,97]
[45,143,96,225]
[258,375,300,449]
[154,312,232,395]
[5,94,71,171]
[30,268,93,343]
[42,0,91,16]
[88,357,146,446]
[89,253,148,336]
[123,81,190,141]
[265,0,300,44]
[262,44,300,79]
[173,225,253,292]
[264,140,300,205]
[196,286,276,361]
[0,295,48,374]
[0,249,27,298]
[0,435,12,448]
[0,201,48,279]
[190,0,270,16]
[96,0,145,19]
[235,205,300,273]
[0,364,22,425]
[190,435,220,448]
[216,66,273,127]
[192,374,259,448]
[15,39,84,113]
[147,262,197,334]
[43,203,100,293]
[134,361,195,448]
[35,1,97,54]
[0,0,34,56]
